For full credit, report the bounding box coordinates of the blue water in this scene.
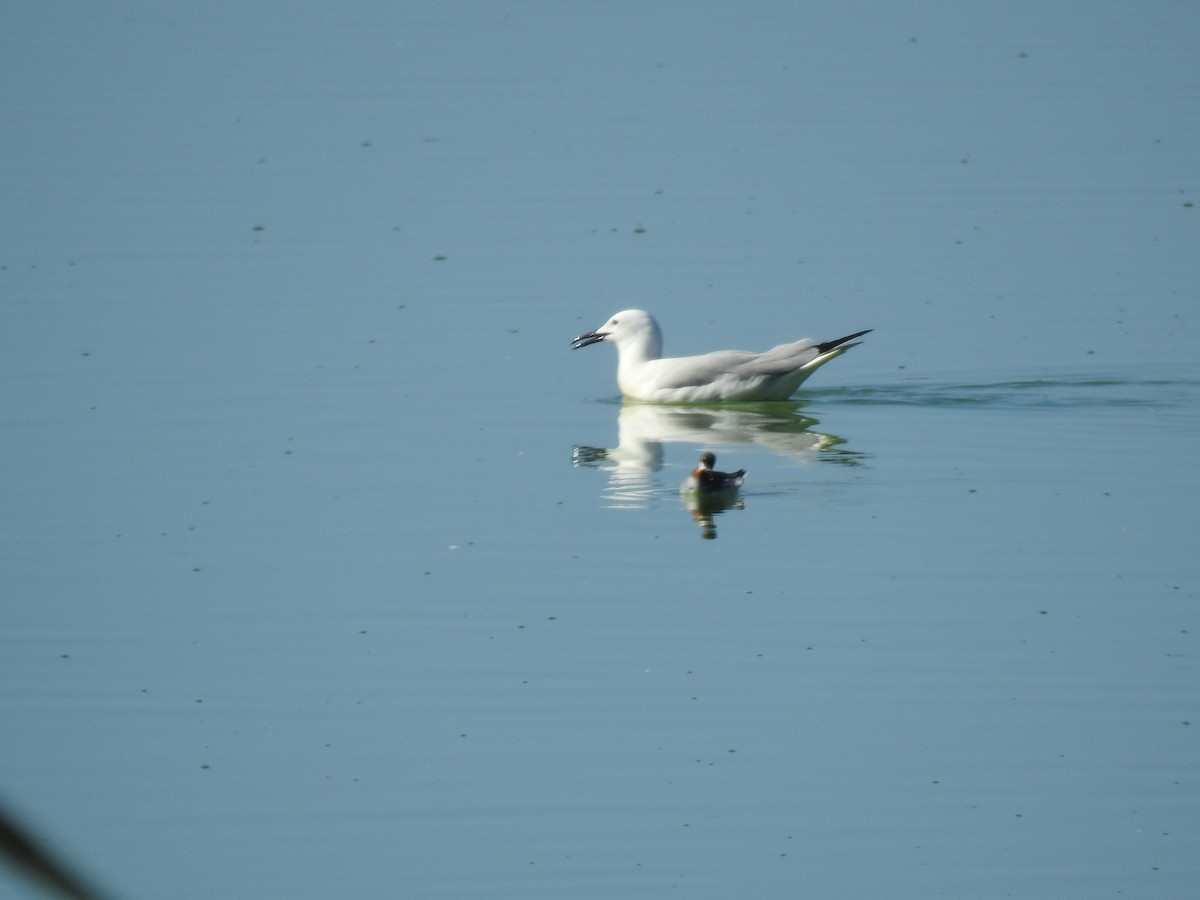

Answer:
[2,4,1198,899]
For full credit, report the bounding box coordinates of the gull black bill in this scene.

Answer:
[570,330,607,350]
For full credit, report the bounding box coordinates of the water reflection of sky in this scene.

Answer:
[2,4,1199,899]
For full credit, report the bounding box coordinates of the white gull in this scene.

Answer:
[571,309,870,403]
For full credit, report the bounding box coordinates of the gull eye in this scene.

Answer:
[611,318,619,325]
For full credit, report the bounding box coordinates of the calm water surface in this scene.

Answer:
[2,4,1198,899]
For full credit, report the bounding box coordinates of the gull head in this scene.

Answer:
[570,309,662,358]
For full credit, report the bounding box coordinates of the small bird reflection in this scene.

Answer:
[680,452,746,539]
[682,490,745,540]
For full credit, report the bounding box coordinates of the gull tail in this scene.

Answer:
[816,330,872,355]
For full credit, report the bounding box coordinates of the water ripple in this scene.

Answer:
[807,373,1200,411]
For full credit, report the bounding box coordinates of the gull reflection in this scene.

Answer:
[573,402,852,516]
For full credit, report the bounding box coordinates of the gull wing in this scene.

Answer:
[731,331,872,377]
[728,339,821,377]
[646,350,760,389]
[638,331,871,398]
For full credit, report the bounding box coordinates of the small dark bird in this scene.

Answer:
[682,451,746,494]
